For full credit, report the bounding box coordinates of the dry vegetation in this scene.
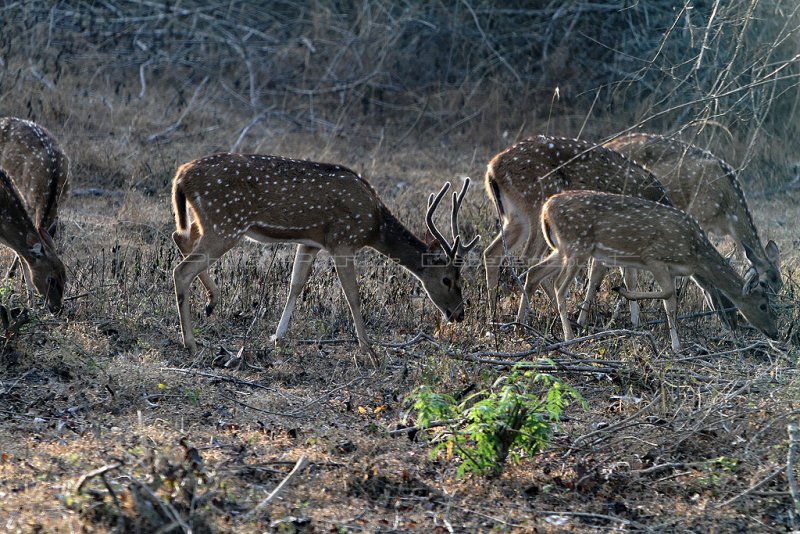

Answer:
[1,1,800,532]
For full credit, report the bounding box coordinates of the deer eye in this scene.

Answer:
[443,277,452,288]
[759,304,767,311]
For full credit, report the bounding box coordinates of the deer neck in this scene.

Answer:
[371,206,431,277]
[693,252,747,304]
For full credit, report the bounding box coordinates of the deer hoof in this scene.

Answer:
[205,301,216,317]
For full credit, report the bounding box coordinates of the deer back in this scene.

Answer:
[541,191,710,273]
[541,191,778,340]
[174,153,386,250]
[603,134,752,235]
[604,133,781,292]
[485,135,671,221]
[0,117,70,233]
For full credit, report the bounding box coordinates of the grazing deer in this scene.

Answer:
[0,168,66,312]
[0,117,70,284]
[483,135,671,324]
[171,153,479,358]
[529,191,778,350]
[603,133,781,294]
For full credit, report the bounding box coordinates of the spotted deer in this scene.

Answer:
[0,167,66,312]
[604,133,781,294]
[529,191,778,350]
[171,153,479,359]
[483,135,671,325]
[0,117,70,283]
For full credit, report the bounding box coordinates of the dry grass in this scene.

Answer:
[1,3,799,533]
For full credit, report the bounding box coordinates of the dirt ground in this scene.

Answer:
[0,5,799,529]
[0,118,798,532]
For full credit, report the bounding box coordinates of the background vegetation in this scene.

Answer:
[1,1,799,532]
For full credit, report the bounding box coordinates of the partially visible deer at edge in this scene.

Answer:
[528,190,779,351]
[0,167,66,312]
[604,133,781,295]
[483,135,672,326]
[171,153,479,360]
[0,117,70,284]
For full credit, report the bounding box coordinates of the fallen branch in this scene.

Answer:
[715,465,784,509]
[247,455,309,518]
[788,421,800,514]
[76,462,123,493]
[147,76,209,142]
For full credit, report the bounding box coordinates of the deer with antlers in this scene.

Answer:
[529,190,779,350]
[483,135,671,325]
[171,153,479,359]
[0,167,66,312]
[603,133,781,295]
[0,117,70,285]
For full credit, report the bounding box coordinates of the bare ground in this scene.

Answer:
[0,127,798,532]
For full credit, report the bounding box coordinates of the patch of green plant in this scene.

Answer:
[697,456,739,490]
[406,367,586,477]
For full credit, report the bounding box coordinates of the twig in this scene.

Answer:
[715,465,784,509]
[147,76,209,142]
[464,329,661,360]
[230,111,266,153]
[160,367,277,392]
[247,455,309,517]
[445,351,622,375]
[788,421,800,515]
[76,462,123,493]
[538,510,649,531]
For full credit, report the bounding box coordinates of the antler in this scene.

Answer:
[426,178,480,262]
[451,178,481,259]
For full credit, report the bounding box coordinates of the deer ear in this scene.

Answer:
[38,225,55,249]
[424,229,439,251]
[765,240,780,266]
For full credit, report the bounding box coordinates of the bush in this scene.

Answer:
[407,368,586,477]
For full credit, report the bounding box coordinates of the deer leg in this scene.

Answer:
[272,245,319,343]
[554,259,581,341]
[172,234,234,355]
[173,222,219,316]
[577,260,607,327]
[623,268,640,326]
[614,282,675,301]
[648,268,680,351]
[333,253,377,365]
[517,234,549,324]
[483,219,527,318]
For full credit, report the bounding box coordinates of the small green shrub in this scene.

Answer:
[407,368,586,477]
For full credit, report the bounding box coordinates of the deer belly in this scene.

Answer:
[592,244,647,270]
[244,227,324,249]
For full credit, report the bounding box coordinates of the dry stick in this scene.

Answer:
[788,421,800,516]
[715,465,785,509]
[538,510,649,532]
[447,352,620,375]
[76,461,123,493]
[130,477,190,533]
[100,471,125,533]
[565,392,663,456]
[466,329,659,360]
[146,76,209,142]
[230,111,266,153]
[160,367,278,393]
[247,455,309,518]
